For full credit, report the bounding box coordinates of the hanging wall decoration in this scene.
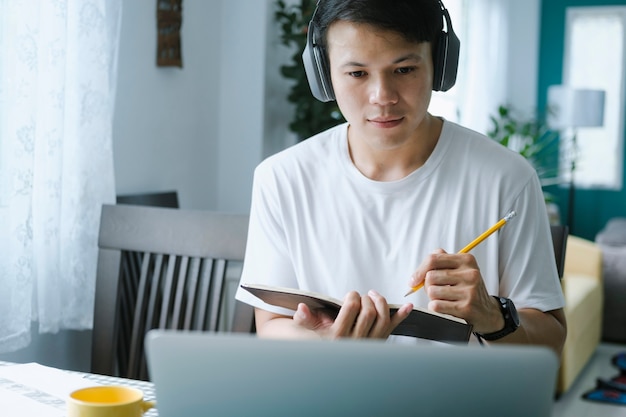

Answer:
[157,0,183,67]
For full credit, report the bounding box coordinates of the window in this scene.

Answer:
[562,7,626,190]
[428,0,510,135]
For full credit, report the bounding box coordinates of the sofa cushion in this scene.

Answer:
[596,217,626,246]
[562,274,603,341]
[598,244,626,342]
[559,273,603,393]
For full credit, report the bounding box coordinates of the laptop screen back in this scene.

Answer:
[145,330,558,417]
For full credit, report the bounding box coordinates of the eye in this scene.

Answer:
[348,71,367,78]
[396,66,416,74]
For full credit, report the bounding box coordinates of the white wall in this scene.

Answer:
[113,0,286,213]
[216,1,268,212]
[113,0,222,210]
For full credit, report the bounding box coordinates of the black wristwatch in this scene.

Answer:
[474,296,520,342]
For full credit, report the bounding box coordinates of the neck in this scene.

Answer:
[348,115,443,182]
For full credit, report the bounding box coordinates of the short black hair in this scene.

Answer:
[314,0,444,48]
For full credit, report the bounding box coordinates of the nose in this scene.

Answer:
[369,74,398,106]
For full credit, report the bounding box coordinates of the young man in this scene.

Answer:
[235,0,566,354]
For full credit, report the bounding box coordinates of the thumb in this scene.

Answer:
[292,303,315,328]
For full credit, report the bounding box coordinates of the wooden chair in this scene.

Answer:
[91,204,254,381]
[116,190,180,208]
[116,191,180,299]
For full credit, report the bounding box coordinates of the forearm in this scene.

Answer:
[254,308,320,340]
[490,308,567,356]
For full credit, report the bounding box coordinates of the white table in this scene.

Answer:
[0,361,157,416]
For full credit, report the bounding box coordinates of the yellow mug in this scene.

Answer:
[67,385,156,417]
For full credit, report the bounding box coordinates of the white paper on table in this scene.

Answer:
[0,389,65,417]
[0,362,100,416]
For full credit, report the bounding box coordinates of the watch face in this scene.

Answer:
[503,297,520,327]
[507,300,519,327]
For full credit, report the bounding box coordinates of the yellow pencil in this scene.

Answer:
[404,210,517,297]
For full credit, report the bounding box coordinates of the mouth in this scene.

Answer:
[367,117,404,128]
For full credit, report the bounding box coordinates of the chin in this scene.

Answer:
[370,134,413,151]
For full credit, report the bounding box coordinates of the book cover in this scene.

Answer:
[241,284,473,343]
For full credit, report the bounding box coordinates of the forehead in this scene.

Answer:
[327,20,418,45]
[326,20,430,60]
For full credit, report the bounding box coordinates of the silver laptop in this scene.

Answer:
[145,330,558,417]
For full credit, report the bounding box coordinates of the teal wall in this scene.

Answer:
[539,0,626,240]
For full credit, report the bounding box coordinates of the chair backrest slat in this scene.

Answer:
[127,253,158,379]
[145,254,165,334]
[91,204,253,381]
[203,259,221,331]
[181,257,199,330]
[195,259,215,330]
[170,256,189,329]
[158,255,177,329]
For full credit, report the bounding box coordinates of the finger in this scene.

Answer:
[408,248,449,288]
[332,291,361,336]
[292,303,314,328]
[427,259,482,288]
[352,294,377,337]
[429,252,465,271]
[424,268,458,289]
[426,278,465,301]
[428,298,470,318]
[365,290,394,337]
[390,303,414,329]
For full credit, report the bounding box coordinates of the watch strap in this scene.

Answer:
[474,296,519,342]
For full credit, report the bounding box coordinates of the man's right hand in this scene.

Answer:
[255,291,413,340]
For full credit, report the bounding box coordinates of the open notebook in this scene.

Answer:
[145,330,558,417]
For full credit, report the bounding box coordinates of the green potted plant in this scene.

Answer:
[487,105,566,190]
[275,0,345,139]
[487,105,566,223]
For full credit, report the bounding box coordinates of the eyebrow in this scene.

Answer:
[340,53,423,68]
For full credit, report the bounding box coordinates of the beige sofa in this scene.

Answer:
[557,235,604,394]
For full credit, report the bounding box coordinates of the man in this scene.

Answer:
[235,0,566,354]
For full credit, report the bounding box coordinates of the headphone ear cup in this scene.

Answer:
[433,6,460,92]
[432,31,448,92]
[314,46,334,101]
[302,21,336,102]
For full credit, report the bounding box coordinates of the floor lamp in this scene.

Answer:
[547,86,605,234]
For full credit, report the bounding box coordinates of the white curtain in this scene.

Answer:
[0,0,121,353]
[456,0,508,134]
[429,0,508,133]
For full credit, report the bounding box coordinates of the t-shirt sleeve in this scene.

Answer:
[498,174,566,312]
[235,162,298,316]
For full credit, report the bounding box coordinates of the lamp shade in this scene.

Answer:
[547,86,605,129]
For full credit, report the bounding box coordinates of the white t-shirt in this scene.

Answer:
[236,120,565,339]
